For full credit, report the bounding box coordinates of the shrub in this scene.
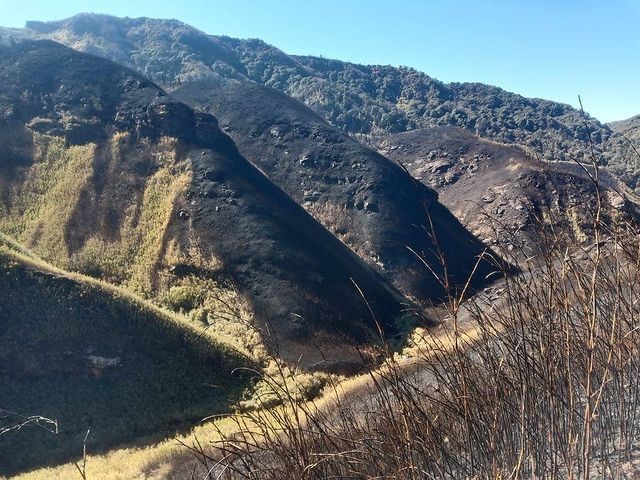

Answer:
[189,307,211,325]
[162,285,202,312]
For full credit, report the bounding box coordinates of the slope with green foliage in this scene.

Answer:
[21,14,638,189]
[223,43,640,188]
[0,242,251,476]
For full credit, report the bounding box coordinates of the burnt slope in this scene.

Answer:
[609,115,640,153]
[374,127,640,253]
[19,14,503,303]
[173,78,498,303]
[0,39,409,360]
[0,243,250,475]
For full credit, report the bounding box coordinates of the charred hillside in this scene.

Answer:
[373,126,640,254]
[173,78,497,303]
[0,39,412,361]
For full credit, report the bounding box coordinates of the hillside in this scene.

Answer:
[0,241,250,475]
[21,14,639,189]
[219,42,638,189]
[235,45,607,146]
[0,10,638,480]
[0,39,413,365]
[16,15,502,304]
[371,127,640,254]
[609,115,640,148]
[173,78,497,302]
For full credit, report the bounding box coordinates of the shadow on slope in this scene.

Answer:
[0,242,251,476]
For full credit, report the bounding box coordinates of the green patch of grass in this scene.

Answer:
[0,131,268,363]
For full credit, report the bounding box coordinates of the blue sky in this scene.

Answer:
[2,0,638,122]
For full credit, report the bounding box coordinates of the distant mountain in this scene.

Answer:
[0,238,250,475]
[371,126,640,254]
[0,39,412,363]
[609,115,640,150]
[219,41,640,189]
[24,14,639,191]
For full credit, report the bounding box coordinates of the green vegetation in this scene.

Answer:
[0,132,186,293]
[0,131,257,352]
[221,44,640,188]
[609,115,640,145]
[32,14,640,189]
[0,246,252,476]
[0,132,95,262]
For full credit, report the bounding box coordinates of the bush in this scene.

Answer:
[189,307,211,325]
[162,285,202,312]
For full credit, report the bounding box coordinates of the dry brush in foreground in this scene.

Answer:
[189,201,640,479]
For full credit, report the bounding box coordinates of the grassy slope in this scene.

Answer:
[0,240,252,476]
[1,131,191,295]
[0,129,262,359]
[11,302,484,480]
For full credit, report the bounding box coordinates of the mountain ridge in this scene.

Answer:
[13,14,502,303]
[21,13,639,191]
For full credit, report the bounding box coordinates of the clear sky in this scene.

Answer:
[1,0,638,122]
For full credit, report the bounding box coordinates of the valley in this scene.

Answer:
[0,11,639,479]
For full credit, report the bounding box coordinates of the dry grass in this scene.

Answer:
[191,216,639,479]
[0,133,95,262]
[10,416,243,480]
[14,209,640,479]
[189,137,640,479]
[0,132,259,354]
